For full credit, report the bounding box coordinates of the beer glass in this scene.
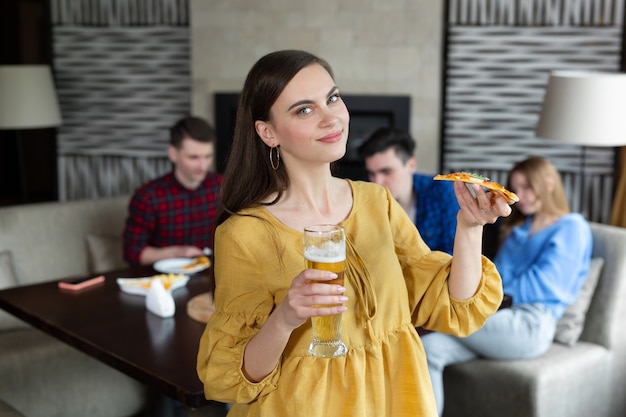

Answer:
[303,224,347,358]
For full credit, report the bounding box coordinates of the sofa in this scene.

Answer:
[442,222,626,417]
[0,195,151,417]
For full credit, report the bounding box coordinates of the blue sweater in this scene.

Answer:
[494,213,592,319]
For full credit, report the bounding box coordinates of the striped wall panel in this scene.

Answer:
[51,0,189,26]
[53,26,190,156]
[58,154,171,200]
[51,0,190,200]
[443,0,624,222]
[448,0,623,25]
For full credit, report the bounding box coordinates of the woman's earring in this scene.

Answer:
[269,146,280,171]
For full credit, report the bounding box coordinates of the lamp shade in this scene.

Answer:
[535,71,626,147]
[0,65,62,129]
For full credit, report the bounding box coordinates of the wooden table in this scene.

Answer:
[0,265,215,409]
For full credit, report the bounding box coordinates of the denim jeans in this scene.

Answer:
[421,304,556,416]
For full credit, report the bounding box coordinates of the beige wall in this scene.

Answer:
[190,0,444,173]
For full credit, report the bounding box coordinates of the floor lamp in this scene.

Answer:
[0,65,62,202]
[534,70,626,220]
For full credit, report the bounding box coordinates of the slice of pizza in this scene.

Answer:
[181,255,211,271]
[433,171,519,205]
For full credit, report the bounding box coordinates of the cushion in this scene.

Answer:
[86,234,127,273]
[554,257,604,346]
[0,251,17,288]
[0,251,28,331]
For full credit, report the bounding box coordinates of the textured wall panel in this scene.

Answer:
[443,0,624,222]
[58,154,171,200]
[51,0,188,26]
[448,0,623,25]
[53,26,190,157]
[51,0,190,200]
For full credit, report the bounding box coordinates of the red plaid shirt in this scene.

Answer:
[123,171,222,266]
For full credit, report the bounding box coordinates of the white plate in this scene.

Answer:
[154,257,210,274]
[117,275,190,296]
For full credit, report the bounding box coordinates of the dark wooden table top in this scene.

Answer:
[0,265,214,409]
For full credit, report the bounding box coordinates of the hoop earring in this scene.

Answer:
[269,146,280,171]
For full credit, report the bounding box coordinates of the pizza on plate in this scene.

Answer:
[433,171,519,205]
[181,255,211,271]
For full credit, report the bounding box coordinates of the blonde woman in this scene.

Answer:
[423,156,593,416]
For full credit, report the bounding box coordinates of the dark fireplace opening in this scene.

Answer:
[214,93,410,180]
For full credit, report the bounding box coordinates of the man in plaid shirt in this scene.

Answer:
[123,116,222,266]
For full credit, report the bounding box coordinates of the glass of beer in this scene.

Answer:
[303,224,347,358]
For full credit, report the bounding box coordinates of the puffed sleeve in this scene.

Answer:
[196,218,280,404]
[387,187,503,336]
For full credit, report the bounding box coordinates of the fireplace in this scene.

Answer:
[214,93,410,180]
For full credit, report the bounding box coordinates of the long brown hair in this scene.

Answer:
[499,156,570,240]
[216,50,334,226]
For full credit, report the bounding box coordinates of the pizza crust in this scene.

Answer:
[434,172,519,205]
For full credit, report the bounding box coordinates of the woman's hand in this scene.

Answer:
[454,182,512,228]
[139,245,204,265]
[242,269,347,382]
[275,269,348,331]
[448,182,511,300]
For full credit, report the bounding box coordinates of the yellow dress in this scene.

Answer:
[197,180,502,417]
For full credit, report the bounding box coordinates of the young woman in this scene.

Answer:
[422,156,593,416]
[196,49,511,417]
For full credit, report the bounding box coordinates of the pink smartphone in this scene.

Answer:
[58,275,105,291]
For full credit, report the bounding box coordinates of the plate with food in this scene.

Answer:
[117,273,189,296]
[433,171,519,204]
[153,256,211,275]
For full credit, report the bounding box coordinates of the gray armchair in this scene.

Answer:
[442,222,626,417]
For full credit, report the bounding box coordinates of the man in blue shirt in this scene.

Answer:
[357,127,459,254]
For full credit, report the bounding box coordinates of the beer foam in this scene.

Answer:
[304,246,345,263]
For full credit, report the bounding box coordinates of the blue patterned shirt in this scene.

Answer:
[412,173,459,254]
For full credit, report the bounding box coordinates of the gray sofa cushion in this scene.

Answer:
[0,251,17,287]
[554,257,604,346]
[0,329,149,417]
[0,252,27,332]
[0,195,130,286]
[443,341,611,417]
[86,233,126,273]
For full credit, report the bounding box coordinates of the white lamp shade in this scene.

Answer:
[0,65,62,129]
[535,71,626,147]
